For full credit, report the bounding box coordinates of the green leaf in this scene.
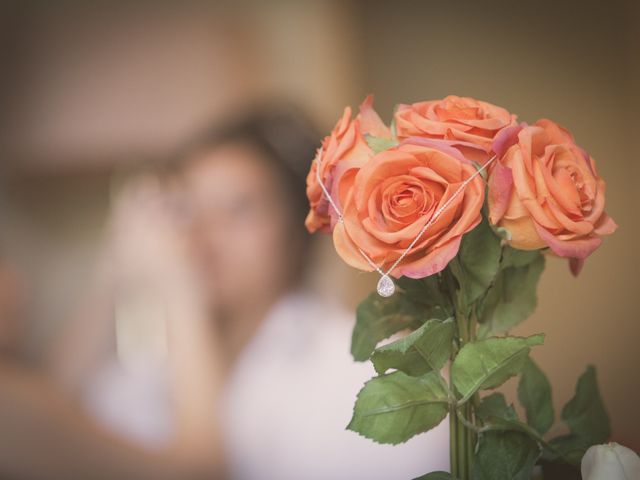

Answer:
[347,371,449,445]
[413,472,456,480]
[561,365,610,444]
[473,431,540,480]
[476,392,517,422]
[396,275,453,319]
[544,434,594,465]
[365,134,398,154]
[371,318,455,376]
[517,358,554,435]
[474,415,581,466]
[351,292,424,361]
[501,246,541,269]
[477,254,544,337]
[452,334,545,403]
[451,219,502,308]
[542,366,610,465]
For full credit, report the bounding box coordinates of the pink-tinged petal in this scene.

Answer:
[545,199,594,236]
[362,214,428,245]
[510,149,558,230]
[330,165,360,230]
[569,257,585,277]
[503,188,530,220]
[399,137,474,165]
[518,126,548,171]
[451,116,508,130]
[403,136,487,163]
[547,164,582,216]
[593,213,618,236]
[535,118,575,144]
[335,106,353,137]
[394,236,462,279]
[492,123,526,157]
[342,197,392,259]
[408,113,469,135]
[455,144,492,164]
[488,161,514,224]
[359,95,391,138]
[395,103,411,113]
[573,145,598,177]
[332,221,375,272]
[410,165,450,185]
[305,208,330,234]
[534,223,602,259]
[445,128,494,152]
[443,182,484,239]
[329,141,372,202]
[332,121,360,162]
[583,177,606,224]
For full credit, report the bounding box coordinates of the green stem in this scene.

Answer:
[465,403,475,475]
[457,406,468,479]
[450,404,459,478]
[445,264,479,479]
[458,306,471,478]
[450,314,472,479]
[466,312,478,475]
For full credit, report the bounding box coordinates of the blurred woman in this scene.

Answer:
[47,106,449,479]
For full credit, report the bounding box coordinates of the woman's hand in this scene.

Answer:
[105,174,201,296]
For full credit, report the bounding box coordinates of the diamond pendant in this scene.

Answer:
[376,275,395,297]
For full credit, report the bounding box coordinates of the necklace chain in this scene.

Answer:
[315,146,496,296]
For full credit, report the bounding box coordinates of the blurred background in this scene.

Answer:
[0,0,638,465]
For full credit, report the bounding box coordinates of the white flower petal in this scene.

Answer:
[581,442,640,480]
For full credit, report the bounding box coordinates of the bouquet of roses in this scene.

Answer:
[305,95,618,479]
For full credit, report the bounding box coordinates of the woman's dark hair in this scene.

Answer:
[173,104,321,285]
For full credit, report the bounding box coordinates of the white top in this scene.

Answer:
[83,291,450,479]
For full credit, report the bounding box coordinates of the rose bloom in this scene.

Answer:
[488,119,617,275]
[332,139,485,278]
[305,96,389,233]
[394,95,517,164]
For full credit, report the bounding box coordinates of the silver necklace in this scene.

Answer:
[315,148,496,297]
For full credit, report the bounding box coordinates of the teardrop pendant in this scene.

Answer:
[376,275,395,297]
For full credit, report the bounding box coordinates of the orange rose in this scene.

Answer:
[333,139,485,278]
[394,95,517,164]
[488,119,617,275]
[305,96,389,233]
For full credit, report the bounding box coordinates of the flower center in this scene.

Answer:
[379,176,440,228]
[566,165,593,213]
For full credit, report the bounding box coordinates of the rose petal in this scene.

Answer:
[535,223,602,259]
[593,213,618,236]
[332,221,376,272]
[535,118,575,144]
[488,161,514,224]
[359,95,391,138]
[395,236,462,278]
[502,215,546,250]
[399,137,475,165]
[569,257,585,276]
[492,123,526,157]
